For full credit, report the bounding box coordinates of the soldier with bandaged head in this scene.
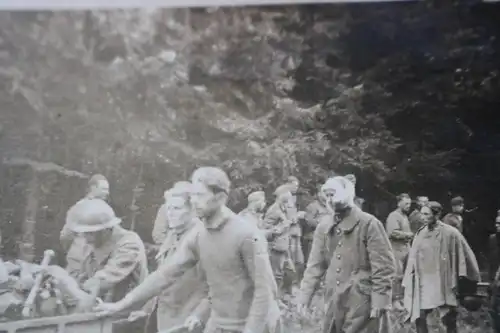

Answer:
[298,176,396,333]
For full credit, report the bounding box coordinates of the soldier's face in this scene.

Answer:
[399,198,411,213]
[417,197,428,208]
[190,182,222,219]
[83,228,111,248]
[420,206,433,224]
[90,180,110,201]
[166,196,191,228]
[495,220,500,233]
[452,204,464,214]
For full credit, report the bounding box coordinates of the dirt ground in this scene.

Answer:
[283,291,493,333]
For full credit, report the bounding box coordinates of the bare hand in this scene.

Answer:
[296,304,309,318]
[184,315,201,331]
[128,310,148,322]
[93,301,125,317]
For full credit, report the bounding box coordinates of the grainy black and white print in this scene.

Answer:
[0,3,500,333]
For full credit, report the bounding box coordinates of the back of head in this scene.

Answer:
[88,174,107,188]
[450,196,464,207]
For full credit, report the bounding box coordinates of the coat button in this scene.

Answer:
[338,241,342,246]
[336,281,340,285]
[337,254,341,259]
[336,268,340,273]
[336,229,341,234]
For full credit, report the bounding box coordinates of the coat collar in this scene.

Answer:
[328,206,361,235]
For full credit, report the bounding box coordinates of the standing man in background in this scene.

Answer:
[385,193,413,311]
[443,196,465,233]
[409,196,429,233]
[239,191,267,228]
[302,188,330,263]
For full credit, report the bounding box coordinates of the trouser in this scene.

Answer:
[302,236,313,264]
[415,307,457,333]
[269,249,287,298]
[490,286,500,333]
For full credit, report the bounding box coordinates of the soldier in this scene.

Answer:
[53,199,148,311]
[403,201,480,333]
[442,196,465,233]
[238,191,266,228]
[385,193,413,311]
[303,189,330,262]
[152,181,192,245]
[135,182,210,332]
[262,186,294,300]
[298,176,395,333]
[60,174,110,251]
[60,174,110,275]
[409,196,429,233]
[488,215,500,281]
[94,167,282,333]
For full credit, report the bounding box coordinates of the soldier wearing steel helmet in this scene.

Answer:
[60,199,148,309]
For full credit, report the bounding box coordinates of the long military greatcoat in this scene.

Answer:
[298,206,396,333]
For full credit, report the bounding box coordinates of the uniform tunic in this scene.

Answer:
[157,207,281,333]
[299,206,395,333]
[385,210,412,276]
[71,226,148,302]
[154,218,209,331]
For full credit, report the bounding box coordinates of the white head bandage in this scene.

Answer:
[321,176,355,209]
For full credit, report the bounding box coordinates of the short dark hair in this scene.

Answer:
[427,201,443,218]
[397,193,410,202]
[450,196,464,206]
[88,174,107,188]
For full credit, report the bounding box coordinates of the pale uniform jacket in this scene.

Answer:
[298,206,396,333]
[156,207,281,333]
[304,200,330,241]
[385,209,412,274]
[70,226,148,302]
[238,208,263,229]
[154,218,210,331]
[262,203,291,252]
[403,221,480,323]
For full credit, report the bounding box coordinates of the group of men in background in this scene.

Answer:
[0,167,495,333]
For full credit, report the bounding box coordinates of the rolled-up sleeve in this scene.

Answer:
[367,219,396,310]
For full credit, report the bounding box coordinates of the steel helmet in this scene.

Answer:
[66,198,121,233]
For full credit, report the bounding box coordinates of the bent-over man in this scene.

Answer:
[239,191,267,228]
